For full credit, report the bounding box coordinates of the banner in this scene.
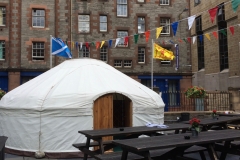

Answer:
[153,43,175,60]
[175,44,179,70]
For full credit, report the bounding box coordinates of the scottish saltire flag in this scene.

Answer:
[51,37,72,58]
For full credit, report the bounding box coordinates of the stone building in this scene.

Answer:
[0,0,191,109]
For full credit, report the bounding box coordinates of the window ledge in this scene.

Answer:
[198,68,205,72]
[220,69,229,73]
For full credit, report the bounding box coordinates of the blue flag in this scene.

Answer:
[51,37,72,58]
[199,35,203,42]
[108,40,112,48]
[171,22,179,36]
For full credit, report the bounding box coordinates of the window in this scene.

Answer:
[78,15,90,33]
[123,60,132,68]
[138,47,145,63]
[100,47,107,62]
[32,9,45,28]
[160,18,170,35]
[160,46,171,65]
[117,31,128,47]
[160,0,170,5]
[0,41,5,60]
[100,15,107,32]
[0,7,6,26]
[138,17,145,33]
[168,80,179,106]
[195,16,202,33]
[137,0,145,2]
[114,60,122,67]
[196,16,204,70]
[117,0,127,17]
[81,45,90,57]
[194,0,201,6]
[32,42,44,60]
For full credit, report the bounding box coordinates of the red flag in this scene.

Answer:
[145,31,150,43]
[187,37,191,43]
[124,36,129,46]
[229,26,234,35]
[208,7,218,23]
[162,40,165,45]
[68,41,71,47]
[178,38,182,43]
[212,31,218,39]
[85,42,89,48]
[96,41,100,49]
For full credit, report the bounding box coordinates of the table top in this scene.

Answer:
[218,113,240,117]
[0,136,8,150]
[184,116,240,126]
[78,123,190,138]
[112,129,240,152]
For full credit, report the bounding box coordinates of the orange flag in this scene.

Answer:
[96,41,100,49]
[145,31,150,43]
[212,31,218,39]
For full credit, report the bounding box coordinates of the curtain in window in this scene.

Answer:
[0,43,2,59]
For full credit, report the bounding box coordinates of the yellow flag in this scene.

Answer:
[156,27,163,39]
[100,41,105,48]
[153,43,175,60]
[205,33,211,40]
[72,42,74,48]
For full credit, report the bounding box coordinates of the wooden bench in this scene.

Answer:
[73,143,207,160]
[215,141,240,156]
[227,124,240,130]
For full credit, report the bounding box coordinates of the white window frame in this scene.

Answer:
[32,9,45,28]
[0,40,5,60]
[160,46,171,65]
[138,47,145,63]
[100,15,107,32]
[138,17,145,34]
[117,31,128,47]
[100,47,108,62]
[78,15,90,33]
[0,7,6,26]
[137,0,145,2]
[114,60,122,68]
[81,45,90,57]
[117,0,127,17]
[123,60,132,68]
[160,0,170,5]
[32,42,45,60]
[160,18,170,35]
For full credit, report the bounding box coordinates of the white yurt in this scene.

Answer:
[0,58,164,158]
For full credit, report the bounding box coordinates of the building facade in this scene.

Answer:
[0,0,191,109]
[190,0,240,91]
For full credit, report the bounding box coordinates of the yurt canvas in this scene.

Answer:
[0,58,165,157]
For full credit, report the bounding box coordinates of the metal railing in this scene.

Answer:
[161,91,232,112]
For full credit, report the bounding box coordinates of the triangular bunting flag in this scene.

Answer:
[96,41,100,49]
[192,36,196,44]
[188,15,196,30]
[187,37,191,43]
[208,7,218,23]
[232,0,240,12]
[183,38,187,43]
[91,42,95,46]
[229,26,234,35]
[134,34,139,44]
[169,40,175,44]
[100,41,105,48]
[171,22,179,36]
[115,38,121,47]
[72,42,74,48]
[162,40,165,45]
[75,42,78,50]
[199,35,203,42]
[178,38,182,43]
[80,42,83,50]
[108,40,112,48]
[205,33,211,40]
[156,27,163,39]
[220,29,227,36]
[145,31,150,42]
[124,37,129,46]
[68,41,71,47]
[212,31,218,39]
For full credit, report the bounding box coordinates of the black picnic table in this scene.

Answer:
[0,136,8,160]
[78,123,190,160]
[112,129,240,160]
[184,116,240,131]
[218,113,240,117]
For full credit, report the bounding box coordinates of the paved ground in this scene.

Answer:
[4,152,240,160]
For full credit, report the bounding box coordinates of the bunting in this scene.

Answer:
[229,26,234,35]
[124,37,129,46]
[220,29,227,36]
[171,22,179,36]
[188,15,196,30]
[212,31,218,39]
[156,27,163,39]
[232,0,240,12]
[199,35,203,42]
[145,31,150,42]
[85,42,89,49]
[100,41,105,48]
[134,34,139,44]
[187,37,191,43]
[115,38,121,48]
[108,40,112,48]
[192,36,196,44]
[205,33,211,40]
[96,41,100,49]
[208,7,218,23]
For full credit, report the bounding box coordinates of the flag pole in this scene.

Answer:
[151,39,154,90]
[50,35,52,69]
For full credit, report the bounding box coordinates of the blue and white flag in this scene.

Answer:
[51,37,72,58]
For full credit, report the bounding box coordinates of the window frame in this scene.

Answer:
[100,46,108,62]
[80,45,90,58]
[114,60,122,68]
[0,6,6,26]
[117,30,128,47]
[32,9,45,28]
[160,18,170,35]
[78,14,90,33]
[100,15,107,32]
[160,46,172,65]
[160,0,170,5]
[138,47,145,64]
[137,17,145,34]
[32,42,45,61]
[123,60,132,68]
[117,0,128,17]
[137,0,145,3]
[0,40,6,60]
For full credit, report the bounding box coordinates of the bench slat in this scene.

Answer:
[73,140,112,148]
